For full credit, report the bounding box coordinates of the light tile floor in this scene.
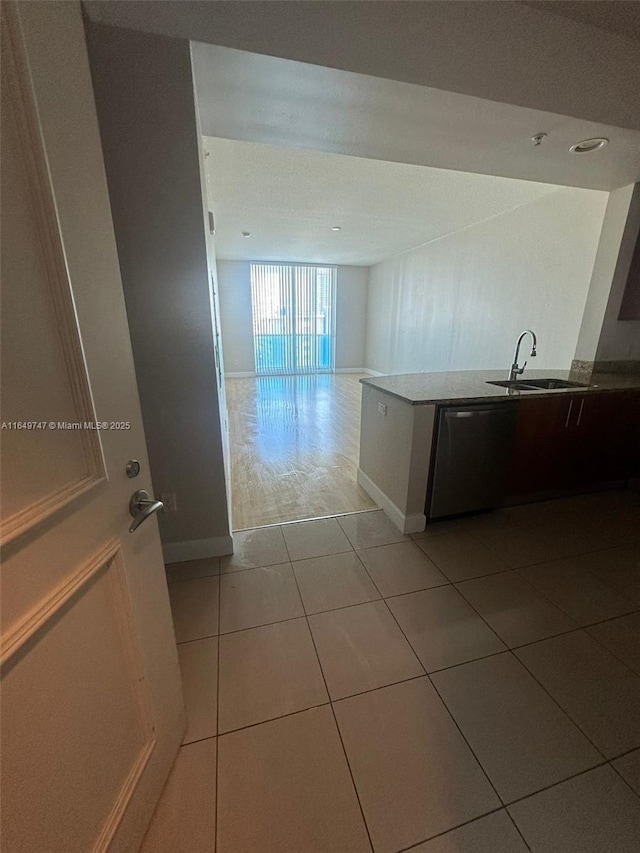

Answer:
[148,491,640,852]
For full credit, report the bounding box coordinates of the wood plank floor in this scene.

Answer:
[225,373,378,530]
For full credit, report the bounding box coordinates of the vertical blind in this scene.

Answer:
[250,263,336,375]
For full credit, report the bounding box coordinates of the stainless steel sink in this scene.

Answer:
[518,378,588,390]
[487,380,539,390]
[487,377,589,391]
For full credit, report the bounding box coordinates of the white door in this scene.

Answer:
[1,3,184,851]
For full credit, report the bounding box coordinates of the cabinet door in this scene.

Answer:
[508,396,574,496]
[572,392,640,486]
[631,393,640,477]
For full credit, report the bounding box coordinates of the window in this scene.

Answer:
[250,263,336,375]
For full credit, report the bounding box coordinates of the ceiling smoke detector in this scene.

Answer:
[569,138,609,154]
[241,231,251,237]
[332,226,341,232]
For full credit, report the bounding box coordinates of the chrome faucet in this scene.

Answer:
[509,330,537,382]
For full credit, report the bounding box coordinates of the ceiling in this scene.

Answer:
[193,43,640,193]
[85,1,640,130]
[529,1,640,41]
[203,137,602,266]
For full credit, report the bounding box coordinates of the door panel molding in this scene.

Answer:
[0,6,106,548]
[1,540,158,850]
[93,738,156,853]
[3,539,116,666]
[1,4,184,848]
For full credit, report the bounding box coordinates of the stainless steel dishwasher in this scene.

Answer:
[429,403,517,519]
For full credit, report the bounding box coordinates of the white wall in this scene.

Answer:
[574,184,637,364]
[86,22,232,558]
[596,184,640,363]
[217,262,369,375]
[358,386,436,533]
[364,188,608,375]
[216,261,255,375]
[335,266,368,370]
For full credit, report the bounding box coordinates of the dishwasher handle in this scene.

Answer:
[444,407,512,419]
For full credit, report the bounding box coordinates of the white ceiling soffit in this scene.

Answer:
[192,43,640,193]
[204,137,601,266]
[84,1,640,130]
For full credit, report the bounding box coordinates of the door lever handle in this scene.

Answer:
[129,489,164,533]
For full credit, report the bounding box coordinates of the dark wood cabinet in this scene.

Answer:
[569,392,639,487]
[508,396,572,496]
[508,391,639,500]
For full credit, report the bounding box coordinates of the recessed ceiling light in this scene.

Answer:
[241,231,251,237]
[569,138,609,154]
[331,226,341,232]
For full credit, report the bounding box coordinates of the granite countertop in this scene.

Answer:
[360,369,640,406]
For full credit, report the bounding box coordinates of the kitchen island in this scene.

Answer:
[358,369,640,533]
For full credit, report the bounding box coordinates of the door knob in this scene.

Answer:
[129,489,164,533]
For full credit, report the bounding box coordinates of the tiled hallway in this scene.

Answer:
[145,491,640,852]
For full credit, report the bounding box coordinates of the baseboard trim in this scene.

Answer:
[334,367,368,374]
[357,468,426,534]
[362,368,384,376]
[225,371,256,378]
[162,535,233,563]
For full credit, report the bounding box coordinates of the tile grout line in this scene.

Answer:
[425,665,509,810]
[179,592,595,652]
[354,546,628,851]
[186,723,629,811]
[459,566,581,629]
[608,754,640,803]
[189,547,638,665]
[511,559,640,632]
[450,576,581,650]
[213,668,465,739]
[415,534,640,583]
[473,523,640,576]
[503,757,613,808]
[201,708,640,767]
[426,563,613,767]
[352,550,513,831]
[283,531,377,853]
[171,525,638,588]
[506,647,608,761]
[582,607,640,632]
[512,636,640,780]
[505,810,534,852]
[394,806,530,853]
[201,597,640,748]
[391,559,511,664]
[583,623,640,679]
[217,700,335,739]
[445,501,640,567]
[184,703,331,747]
[414,538,517,582]
[175,569,639,664]
[176,502,638,851]
[436,563,639,766]
[181,579,624,645]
